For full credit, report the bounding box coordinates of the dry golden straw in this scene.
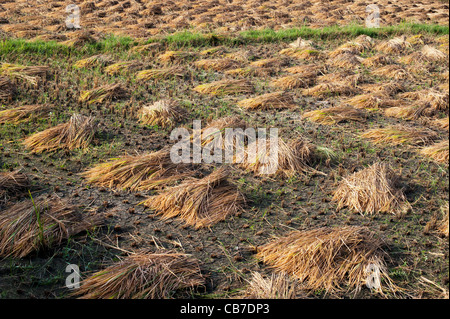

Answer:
[0,104,52,124]
[193,79,254,96]
[79,83,128,105]
[237,91,297,110]
[419,140,449,164]
[23,114,97,153]
[256,226,397,296]
[73,54,114,69]
[136,66,185,81]
[361,125,437,146]
[0,170,30,201]
[303,105,366,125]
[332,162,410,215]
[81,148,190,191]
[0,194,102,258]
[0,63,48,86]
[371,65,409,80]
[143,168,245,229]
[302,82,356,97]
[73,251,205,299]
[240,137,321,177]
[105,61,144,75]
[399,90,448,111]
[138,99,185,128]
[431,117,449,131]
[270,74,315,90]
[157,50,195,64]
[244,272,299,299]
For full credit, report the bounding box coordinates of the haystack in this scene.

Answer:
[143,168,245,229]
[193,79,254,96]
[361,125,437,146]
[419,140,449,164]
[302,105,366,125]
[244,272,299,299]
[136,66,185,81]
[73,251,204,299]
[23,114,97,153]
[79,83,128,105]
[0,194,102,258]
[0,104,52,124]
[81,148,190,191]
[138,99,185,128]
[332,162,410,215]
[238,91,297,110]
[256,226,396,295]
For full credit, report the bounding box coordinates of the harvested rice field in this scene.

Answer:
[0,1,449,302]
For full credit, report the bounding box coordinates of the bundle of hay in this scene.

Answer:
[256,226,396,295]
[73,251,205,299]
[270,74,315,90]
[240,137,321,177]
[360,81,405,97]
[421,45,448,62]
[79,83,128,105]
[284,64,324,77]
[0,170,30,201]
[371,65,409,80]
[193,58,241,71]
[61,31,97,47]
[225,50,253,63]
[157,50,195,64]
[129,42,162,54]
[332,162,410,215]
[237,91,297,110]
[345,94,385,110]
[361,55,392,68]
[431,117,449,131]
[0,76,15,100]
[375,36,409,54]
[361,125,438,146]
[224,67,274,78]
[244,272,299,299]
[143,168,245,229]
[326,53,363,69]
[136,66,185,81]
[249,57,288,68]
[0,104,52,124]
[0,194,102,258]
[23,114,97,153]
[279,48,324,61]
[104,60,144,75]
[399,90,449,111]
[193,79,254,96]
[384,104,434,121]
[138,99,185,128]
[302,105,366,125]
[0,63,48,86]
[200,46,227,56]
[419,140,449,164]
[82,148,190,191]
[73,54,114,69]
